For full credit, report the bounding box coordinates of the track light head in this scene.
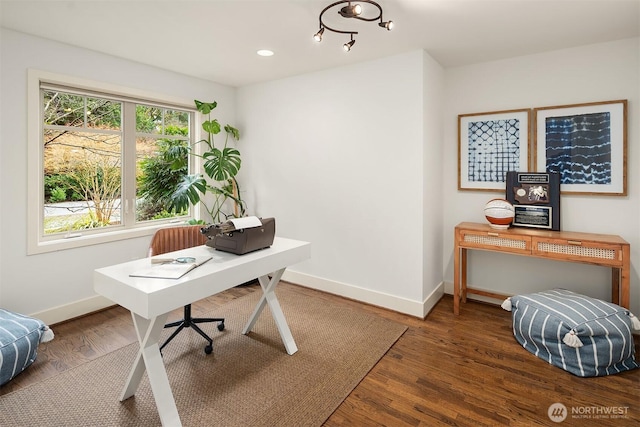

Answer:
[343,39,356,52]
[338,3,362,18]
[379,20,394,30]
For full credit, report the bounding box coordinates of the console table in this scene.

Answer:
[453,222,630,315]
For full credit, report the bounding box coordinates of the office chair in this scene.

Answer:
[148,225,225,355]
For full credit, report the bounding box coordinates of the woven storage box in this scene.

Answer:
[502,289,639,377]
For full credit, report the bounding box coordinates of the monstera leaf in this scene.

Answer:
[203,147,241,181]
[224,124,240,141]
[194,100,217,115]
[170,174,207,212]
[202,119,221,136]
[164,143,189,170]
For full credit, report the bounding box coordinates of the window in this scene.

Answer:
[134,105,191,223]
[28,70,198,254]
[43,91,125,233]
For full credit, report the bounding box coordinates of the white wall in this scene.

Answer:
[238,51,442,316]
[0,29,236,321]
[442,38,640,315]
[422,53,446,314]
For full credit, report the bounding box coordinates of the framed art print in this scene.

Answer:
[534,100,627,195]
[458,109,530,191]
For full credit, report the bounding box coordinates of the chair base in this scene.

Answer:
[160,304,225,355]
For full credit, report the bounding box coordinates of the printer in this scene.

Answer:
[201,216,275,255]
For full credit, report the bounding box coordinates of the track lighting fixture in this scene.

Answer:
[313,1,393,52]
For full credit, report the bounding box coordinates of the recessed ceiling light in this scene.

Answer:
[257,49,274,57]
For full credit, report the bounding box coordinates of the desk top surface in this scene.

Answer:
[94,237,311,317]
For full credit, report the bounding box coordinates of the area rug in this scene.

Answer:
[0,284,407,426]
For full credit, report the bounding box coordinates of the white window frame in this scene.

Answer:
[27,69,202,254]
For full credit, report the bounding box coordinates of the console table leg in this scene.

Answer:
[621,245,630,309]
[611,268,620,306]
[461,248,468,304]
[454,244,460,315]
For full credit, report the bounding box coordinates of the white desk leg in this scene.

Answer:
[121,312,182,427]
[242,268,298,355]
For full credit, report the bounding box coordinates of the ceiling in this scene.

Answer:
[2,0,639,87]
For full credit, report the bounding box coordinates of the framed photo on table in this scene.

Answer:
[458,109,530,191]
[506,171,561,231]
[534,100,627,196]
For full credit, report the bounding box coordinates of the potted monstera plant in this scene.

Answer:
[169,100,246,223]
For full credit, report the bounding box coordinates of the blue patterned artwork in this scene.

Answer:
[467,119,520,182]
[544,112,611,184]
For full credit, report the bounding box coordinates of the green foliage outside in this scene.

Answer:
[44,174,83,202]
[49,187,67,203]
[136,132,190,221]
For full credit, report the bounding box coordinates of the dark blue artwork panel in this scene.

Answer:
[467,119,520,182]
[544,112,611,184]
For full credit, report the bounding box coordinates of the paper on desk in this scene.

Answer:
[229,216,262,229]
[129,256,212,279]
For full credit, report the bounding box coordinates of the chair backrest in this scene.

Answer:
[148,225,208,257]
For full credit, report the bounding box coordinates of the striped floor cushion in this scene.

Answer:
[502,289,640,377]
[0,309,54,386]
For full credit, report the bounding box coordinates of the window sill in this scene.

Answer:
[28,222,194,255]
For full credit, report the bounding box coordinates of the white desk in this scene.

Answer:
[94,237,311,427]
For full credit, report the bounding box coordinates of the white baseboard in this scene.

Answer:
[283,270,444,318]
[31,295,115,326]
[423,284,445,317]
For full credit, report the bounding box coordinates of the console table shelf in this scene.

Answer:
[453,222,630,315]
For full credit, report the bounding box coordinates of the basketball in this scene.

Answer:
[484,199,515,229]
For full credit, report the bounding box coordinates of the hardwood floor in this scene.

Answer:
[2,283,638,426]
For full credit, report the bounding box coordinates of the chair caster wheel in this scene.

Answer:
[217,323,225,331]
[204,344,213,354]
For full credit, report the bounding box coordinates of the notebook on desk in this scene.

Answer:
[129,256,212,279]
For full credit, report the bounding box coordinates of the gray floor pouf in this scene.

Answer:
[502,289,640,377]
[0,309,54,385]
